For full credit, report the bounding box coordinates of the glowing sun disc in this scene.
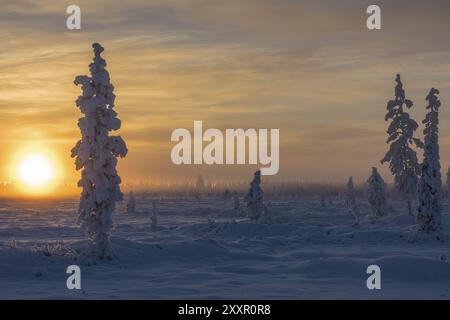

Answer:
[17,154,55,188]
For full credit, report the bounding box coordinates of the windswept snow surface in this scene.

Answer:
[1,197,450,299]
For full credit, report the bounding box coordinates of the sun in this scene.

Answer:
[16,153,55,190]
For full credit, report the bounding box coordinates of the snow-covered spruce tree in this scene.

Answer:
[320,196,326,207]
[194,174,205,200]
[245,170,264,222]
[71,43,127,259]
[196,174,205,192]
[233,191,240,210]
[446,165,450,196]
[151,200,158,229]
[381,74,422,215]
[223,189,230,199]
[366,167,388,218]
[417,88,442,234]
[126,191,136,213]
[346,177,360,226]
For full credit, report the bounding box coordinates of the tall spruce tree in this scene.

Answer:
[381,74,422,215]
[417,88,442,233]
[71,43,128,259]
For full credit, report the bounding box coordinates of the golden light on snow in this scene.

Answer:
[16,153,55,193]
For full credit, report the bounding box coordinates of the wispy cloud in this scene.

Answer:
[1,0,450,184]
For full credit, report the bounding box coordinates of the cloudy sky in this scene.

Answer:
[1,0,450,194]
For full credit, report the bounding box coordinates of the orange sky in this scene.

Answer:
[1,0,450,197]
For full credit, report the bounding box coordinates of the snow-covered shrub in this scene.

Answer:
[245,170,265,222]
[207,218,217,231]
[31,241,77,258]
[71,43,128,259]
[7,239,77,258]
[346,177,360,226]
[320,196,326,207]
[366,167,388,217]
[7,239,18,249]
[126,191,136,213]
[381,74,422,215]
[417,88,442,234]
